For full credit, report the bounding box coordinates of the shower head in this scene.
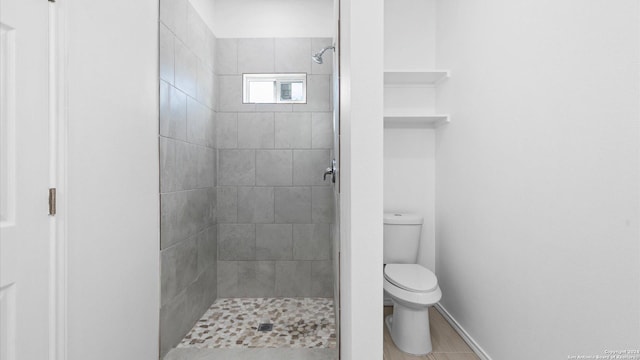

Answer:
[312,46,335,64]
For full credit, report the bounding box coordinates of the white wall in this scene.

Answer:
[65,1,160,359]
[383,0,438,271]
[384,129,436,271]
[436,1,640,359]
[196,0,333,38]
[384,0,436,70]
[339,0,384,358]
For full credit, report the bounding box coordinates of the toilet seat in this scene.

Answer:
[384,264,438,293]
[384,263,442,307]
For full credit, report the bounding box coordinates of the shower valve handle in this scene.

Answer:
[323,168,333,181]
[323,159,336,183]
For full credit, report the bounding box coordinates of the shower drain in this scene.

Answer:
[257,323,273,332]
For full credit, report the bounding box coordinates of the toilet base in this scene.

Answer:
[385,303,432,355]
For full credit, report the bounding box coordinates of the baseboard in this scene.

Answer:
[434,304,493,360]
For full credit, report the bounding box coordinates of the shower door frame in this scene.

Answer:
[332,0,342,357]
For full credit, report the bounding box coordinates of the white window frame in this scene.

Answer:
[242,73,307,104]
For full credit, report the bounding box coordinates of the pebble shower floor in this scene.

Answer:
[178,298,337,349]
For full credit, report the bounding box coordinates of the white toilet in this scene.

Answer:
[384,213,442,355]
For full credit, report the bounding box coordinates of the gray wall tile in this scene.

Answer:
[194,263,218,311]
[206,187,217,224]
[187,97,212,147]
[197,226,217,274]
[293,75,331,112]
[217,186,237,223]
[196,148,208,190]
[195,147,216,189]
[293,224,330,260]
[275,38,311,73]
[161,189,215,250]
[160,24,175,84]
[311,112,332,149]
[190,145,208,190]
[293,150,331,186]
[218,150,255,186]
[311,261,333,297]
[275,113,312,149]
[185,276,207,328]
[203,188,217,226]
[160,7,218,356]
[211,148,218,186]
[160,137,177,193]
[161,191,186,249]
[237,261,276,297]
[160,81,187,141]
[274,187,311,224]
[218,224,256,260]
[237,187,274,223]
[256,150,292,186]
[159,244,179,308]
[160,0,187,41]
[186,3,208,61]
[214,37,335,298]
[174,238,199,296]
[175,141,197,190]
[256,103,293,112]
[216,38,238,75]
[219,75,256,112]
[275,261,311,297]
[256,224,293,260]
[217,261,238,297]
[196,61,215,109]
[188,144,203,190]
[312,186,334,224]
[237,112,274,149]
[161,235,198,307]
[209,111,217,149]
[204,30,217,72]
[238,38,275,73]
[175,40,198,98]
[160,291,193,357]
[217,113,238,149]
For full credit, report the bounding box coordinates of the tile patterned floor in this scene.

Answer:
[178,298,337,350]
[164,348,338,360]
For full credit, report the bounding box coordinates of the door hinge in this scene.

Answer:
[48,188,56,216]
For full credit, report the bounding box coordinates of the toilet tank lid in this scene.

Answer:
[384,213,423,225]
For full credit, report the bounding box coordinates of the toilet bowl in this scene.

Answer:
[383,212,442,355]
[384,263,442,355]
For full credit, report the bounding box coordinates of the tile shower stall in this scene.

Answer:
[159,1,336,357]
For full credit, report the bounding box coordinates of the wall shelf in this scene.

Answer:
[383,70,451,128]
[384,70,450,86]
[384,114,450,129]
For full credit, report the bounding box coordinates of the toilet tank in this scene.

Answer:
[383,213,423,264]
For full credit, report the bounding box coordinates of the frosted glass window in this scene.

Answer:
[247,81,275,103]
[279,81,304,102]
[243,73,306,104]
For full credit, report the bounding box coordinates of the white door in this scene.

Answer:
[0,0,52,359]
